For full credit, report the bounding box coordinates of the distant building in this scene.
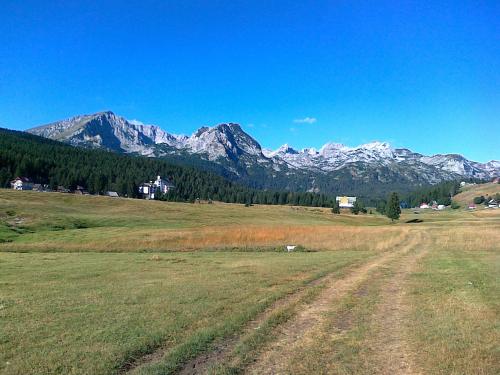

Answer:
[106,191,119,198]
[57,186,70,193]
[336,196,356,208]
[460,181,476,188]
[468,203,476,210]
[139,175,175,199]
[10,177,33,190]
[74,185,89,195]
[487,199,498,208]
[419,203,430,209]
[437,204,445,210]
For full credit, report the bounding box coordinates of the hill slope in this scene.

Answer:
[453,182,500,206]
[0,128,335,206]
[27,111,500,197]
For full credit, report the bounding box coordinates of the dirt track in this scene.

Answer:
[126,229,427,375]
[248,232,423,374]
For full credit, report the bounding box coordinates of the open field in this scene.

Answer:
[1,189,498,252]
[453,182,500,206]
[1,189,499,374]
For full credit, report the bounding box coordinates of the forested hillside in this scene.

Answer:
[402,180,462,207]
[0,128,336,206]
[28,111,499,200]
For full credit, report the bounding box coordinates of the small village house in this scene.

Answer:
[336,196,357,208]
[74,185,89,195]
[57,186,70,193]
[32,183,51,192]
[419,203,430,209]
[139,175,175,199]
[10,177,33,190]
[106,191,119,198]
[487,199,498,208]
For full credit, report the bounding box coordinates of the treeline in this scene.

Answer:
[159,189,336,207]
[373,181,463,213]
[0,128,336,207]
[402,180,461,207]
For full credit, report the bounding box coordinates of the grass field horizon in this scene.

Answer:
[1,187,498,253]
[1,186,499,374]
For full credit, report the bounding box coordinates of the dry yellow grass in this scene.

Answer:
[233,227,500,375]
[2,186,499,253]
[425,225,500,251]
[2,224,410,252]
[1,190,499,374]
[1,188,396,252]
[454,182,500,206]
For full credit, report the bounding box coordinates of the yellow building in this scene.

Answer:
[336,196,357,208]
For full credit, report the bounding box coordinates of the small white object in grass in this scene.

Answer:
[286,245,297,252]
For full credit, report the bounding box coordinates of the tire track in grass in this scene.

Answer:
[125,231,412,375]
[121,252,371,375]
[366,233,429,375]
[246,232,419,375]
[120,274,326,375]
[177,278,324,375]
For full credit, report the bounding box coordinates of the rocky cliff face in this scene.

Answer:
[28,111,499,195]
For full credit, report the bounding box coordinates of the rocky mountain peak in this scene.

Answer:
[274,144,298,155]
[301,147,318,155]
[27,111,499,184]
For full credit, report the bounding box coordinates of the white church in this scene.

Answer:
[139,176,175,199]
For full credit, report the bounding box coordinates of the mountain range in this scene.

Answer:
[27,111,499,198]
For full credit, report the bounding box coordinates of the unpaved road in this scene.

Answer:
[128,230,426,375]
[365,234,428,375]
[248,233,423,374]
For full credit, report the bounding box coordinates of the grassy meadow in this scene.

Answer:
[0,188,499,374]
[453,182,500,206]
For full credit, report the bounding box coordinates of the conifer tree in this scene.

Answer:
[386,192,401,222]
[331,200,340,214]
[351,199,366,215]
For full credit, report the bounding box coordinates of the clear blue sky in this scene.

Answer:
[1,1,498,161]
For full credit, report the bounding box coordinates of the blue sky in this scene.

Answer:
[1,1,499,162]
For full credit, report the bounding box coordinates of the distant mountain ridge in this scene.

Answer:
[27,111,499,197]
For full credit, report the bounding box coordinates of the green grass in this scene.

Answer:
[0,189,388,252]
[0,250,370,375]
[1,189,498,374]
[0,189,384,231]
[407,247,500,374]
[453,182,500,207]
[235,239,500,375]
[205,282,327,375]
[278,264,392,374]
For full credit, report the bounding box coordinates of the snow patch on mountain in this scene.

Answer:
[27,111,500,183]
